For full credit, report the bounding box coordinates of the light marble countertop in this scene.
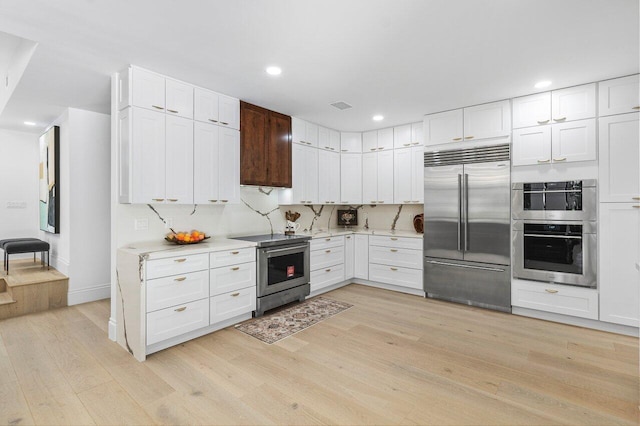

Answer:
[118,238,257,259]
[297,228,424,239]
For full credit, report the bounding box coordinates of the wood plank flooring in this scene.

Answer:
[0,284,637,425]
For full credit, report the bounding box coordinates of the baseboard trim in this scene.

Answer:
[68,283,110,306]
[49,255,70,276]
[108,317,117,341]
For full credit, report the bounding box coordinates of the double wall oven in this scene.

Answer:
[512,180,596,288]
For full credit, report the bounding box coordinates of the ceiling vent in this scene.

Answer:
[330,101,352,111]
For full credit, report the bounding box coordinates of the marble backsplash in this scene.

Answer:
[115,187,423,247]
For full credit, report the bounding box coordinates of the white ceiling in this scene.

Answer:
[0,0,637,134]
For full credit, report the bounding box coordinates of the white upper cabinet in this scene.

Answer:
[599,113,639,202]
[165,79,194,119]
[363,151,393,204]
[329,129,341,152]
[394,147,424,204]
[131,67,165,112]
[598,75,640,117]
[340,132,362,153]
[512,126,552,166]
[411,146,424,203]
[411,122,424,146]
[218,95,240,130]
[424,109,463,146]
[551,119,596,164]
[377,128,394,151]
[292,118,318,147]
[283,143,318,205]
[217,127,240,204]
[318,150,340,204]
[306,122,319,148]
[340,153,362,204]
[463,100,511,141]
[165,115,194,204]
[377,150,394,203]
[193,121,220,204]
[551,83,596,122]
[394,124,412,149]
[318,126,330,151]
[362,130,378,152]
[131,108,166,204]
[512,92,551,129]
[194,88,219,124]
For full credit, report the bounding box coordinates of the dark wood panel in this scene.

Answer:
[268,111,292,188]
[240,101,268,186]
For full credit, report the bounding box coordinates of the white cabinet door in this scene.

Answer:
[463,100,511,141]
[377,150,394,204]
[394,124,412,149]
[424,109,463,146]
[165,79,194,119]
[218,95,239,130]
[362,152,378,204]
[354,234,368,279]
[193,122,219,204]
[305,146,319,204]
[394,148,412,204]
[344,235,355,279]
[551,119,596,164]
[599,203,640,327]
[411,146,424,203]
[340,132,362,153]
[318,150,340,204]
[305,122,319,148]
[132,67,165,112]
[194,87,219,124]
[165,115,194,204]
[329,129,341,152]
[598,74,640,117]
[551,83,596,122]
[340,154,362,204]
[292,117,306,146]
[362,130,378,153]
[318,126,331,151]
[377,128,394,151]
[599,113,639,202]
[132,108,166,204]
[512,126,552,166]
[512,92,551,129]
[218,127,240,204]
[411,122,424,146]
[291,143,307,204]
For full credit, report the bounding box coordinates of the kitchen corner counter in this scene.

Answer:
[118,238,257,260]
[299,228,424,239]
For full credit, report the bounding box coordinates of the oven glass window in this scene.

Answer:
[523,223,583,274]
[267,252,305,286]
[523,181,583,212]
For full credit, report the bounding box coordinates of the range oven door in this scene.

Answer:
[512,221,596,287]
[512,180,596,221]
[257,244,310,297]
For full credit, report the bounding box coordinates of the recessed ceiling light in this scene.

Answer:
[24,121,36,126]
[266,66,282,76]
[372,115,384,121]
[534,80,552,89]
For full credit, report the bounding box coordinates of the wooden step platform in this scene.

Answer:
[0,258,68,320]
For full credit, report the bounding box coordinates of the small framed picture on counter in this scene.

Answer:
[337,209,357,227]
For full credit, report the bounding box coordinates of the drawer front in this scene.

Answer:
[210,286,256,324]
[311,246,344,271]
[210,262,256,296]
[310,263,345,292]
[369,246,422,269]
[512,280,598,320]
[369,263,423,289]
[146,298,209,345]
[369,235,422,250]
[146,253,209,280]
[210,247,255,268]
[146,270,209,312]
[311,235,345,251]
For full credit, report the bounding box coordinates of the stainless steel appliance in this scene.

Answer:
[231,234,311,316]
[423,144,511,312]
[512,180,597,288]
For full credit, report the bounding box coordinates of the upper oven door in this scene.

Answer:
[512,180,596,221]
[257,244,310,297]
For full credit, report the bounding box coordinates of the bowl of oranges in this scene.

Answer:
[165,230,210,245]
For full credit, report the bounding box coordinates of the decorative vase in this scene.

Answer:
[413,214,424,234]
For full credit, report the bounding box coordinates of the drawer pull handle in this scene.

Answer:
[208,199,218,202]
[231,251,240,255]
[346,236,351,239]
[553,157,567,162]
[403,143,411,147]
[633,106,640,110]
[464,135,474,139]
[452,137,462,141]
[633,205,640,208]
[168,198,178,202]
[370,148,377,151]
[221,200,229,203]
[390,249,398,252]
[553,117,567,122]
[325,269,331,272]
[152,198,165,202]
[632,197,640,200]
[231,292,240,297]
[174,258,187,263]
[325,250,331,253]
[152,105,164,110]
[208,118,218,123]
[220,122,229,125]
[390,267,398,271]
[390,237,398,241]
[537,159,550,163]
[537,119,550,124]
[231,267,240,271]
[174,277,186,282]
[174,306,187,312]
[325,238,331,241]
[545,289,558,294]
[167,109,179,113]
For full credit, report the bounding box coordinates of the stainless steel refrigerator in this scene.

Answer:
[423,144,511,312]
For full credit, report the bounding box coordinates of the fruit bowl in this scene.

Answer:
[165,231,210,245]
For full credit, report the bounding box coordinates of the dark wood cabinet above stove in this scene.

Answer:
[240,101,292,188]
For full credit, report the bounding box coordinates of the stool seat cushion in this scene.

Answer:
[4,241,50,254]
[0,238,42,250]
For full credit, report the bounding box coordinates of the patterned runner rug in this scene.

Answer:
[235,296,353,344]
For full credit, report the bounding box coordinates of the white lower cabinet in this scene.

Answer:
[369,264,423,290]
[368,236,423,290]
[354,234,369,279]
[344,235,355,278]
[210,262,256,296]
[311,264,345,293]
[147,298,210,346]
[310,236,345,293]
[146,270,209,312]
[210,286,256,324]
[511,280,598,320]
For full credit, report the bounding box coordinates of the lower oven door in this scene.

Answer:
[513,221,596,287]
[257,244,310,297]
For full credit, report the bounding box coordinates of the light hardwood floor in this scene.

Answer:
[0,284,637,425]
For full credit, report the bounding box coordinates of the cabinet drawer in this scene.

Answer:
[369,235,422,250]
[511,280,598,320]
[210,262,256,296]
[311,246,344,271]
[369,246,422,269]
[311,235,345,251]
[310,263,345,292]
[146,298,209,345]
[369,263,423,290]
[146,253,209,280]
[146,270,209,312]
[210,286,256,324]
[210,247,255,268]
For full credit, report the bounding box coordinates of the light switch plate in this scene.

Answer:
[134,218,149,231]
[6,201,27,209]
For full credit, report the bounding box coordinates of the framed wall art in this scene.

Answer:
[39,125,60,233]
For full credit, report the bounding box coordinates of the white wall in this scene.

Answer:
[0,128,39,249]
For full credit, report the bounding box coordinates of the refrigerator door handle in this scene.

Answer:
[457,174,462,251]
[425,260,506,273]
[464,173,469,252]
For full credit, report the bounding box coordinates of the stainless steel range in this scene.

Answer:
[232,234,311,316]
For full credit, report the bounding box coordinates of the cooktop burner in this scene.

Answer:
[231,233,311,248]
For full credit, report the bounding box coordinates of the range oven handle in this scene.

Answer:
[261,244,309,255]
[523,233,582,240]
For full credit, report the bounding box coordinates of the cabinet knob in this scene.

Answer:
[537,119,550,124]
[553,117,567,122]
[174,306,187,312]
